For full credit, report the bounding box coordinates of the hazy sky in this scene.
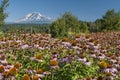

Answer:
[5,0,120,22]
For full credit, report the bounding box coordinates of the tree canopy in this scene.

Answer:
[91,9,120,32]
[50,12,89,37]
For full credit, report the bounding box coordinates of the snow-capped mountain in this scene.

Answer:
[15,12,52,24]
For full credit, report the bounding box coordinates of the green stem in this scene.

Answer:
[51,69,54,80]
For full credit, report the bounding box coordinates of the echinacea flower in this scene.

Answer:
[43,71,51,75]
[90,53,96,58]
[104,72,114,80]
[36,74,45,78]
[22,74,30,80]
[8,67,18,76]
[97,76,104,80]
[37,69,43,74]
[0,65,4,73]
[84,60,91,66]
[3,71,9,78]
[62,56,69,62]
[14,62,21,69]
[78,57,86,62]
[50,60,58,66]
[99,61,107,69]
[21,44,29,49]
[97,54,106,59]
[29,57,35,61]
[36,54,42,60]
[86,76,92,80]
[0,73,3,79]
[33,75,39,80]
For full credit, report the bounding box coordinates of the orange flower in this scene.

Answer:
[33,75,39,80]
[86,76,92,80]
[0,65,4,73]
[9,67,18,76]
[22,74,30,80]
[62,38,69,42]
[3,71,9,77]
[14,62,21,69]
[50,60,58,66]
[107,64,112,68]
[37,69,43,74]
[75,34,81,38]
[99,61,107,69]
[71,40,77,46]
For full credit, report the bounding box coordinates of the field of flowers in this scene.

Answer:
[0,31,119,80]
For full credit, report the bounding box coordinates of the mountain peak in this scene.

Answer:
[15,12,52,24]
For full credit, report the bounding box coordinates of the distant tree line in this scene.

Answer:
[3,24,50,33]
[89,9,120,32]
[50,9,120,37]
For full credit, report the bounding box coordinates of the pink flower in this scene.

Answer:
[21,44,29,49]
[78,57,86,62]
[30,57,35,60]
[84,61,91,66]
[0,73,3,80]
[90,54,96,58]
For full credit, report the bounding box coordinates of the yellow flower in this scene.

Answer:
[99,61,107,69]
[33,75,39,80]
[37,69,43,74]
[50,60,58,66]
[22,74,30,80]
[0,65,4,73]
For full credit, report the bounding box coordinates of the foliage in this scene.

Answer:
[0,0,9,27]
[3,24,50,33]
[90,9,120,32]
[50,12,89,37]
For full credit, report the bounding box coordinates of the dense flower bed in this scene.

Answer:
[0,32,119,80]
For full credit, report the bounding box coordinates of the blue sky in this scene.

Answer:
[5,0,120,22]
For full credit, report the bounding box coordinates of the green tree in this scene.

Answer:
[79,21,89,33]
[0,0,9,27]
[62,12,80,33]
[50,12,81,37]
[99,9,120,31]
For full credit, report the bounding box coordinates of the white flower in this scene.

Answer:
[36,74,45,78]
